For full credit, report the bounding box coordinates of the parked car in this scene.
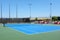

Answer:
[53,21,60,24]
[54,21,58,24]
[38,21,49,24]
[57,21,60,24]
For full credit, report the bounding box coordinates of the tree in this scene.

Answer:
[52,16,58,21]
[35,17,38,21]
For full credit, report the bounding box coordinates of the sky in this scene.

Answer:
[0,0,60,18]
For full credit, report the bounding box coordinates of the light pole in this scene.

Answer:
[9,4,10,18]
[1,3,5,27]
[50,0,52,23]
[1,3,2,19]
[29,3,32,18]
[1,3,2,23]
[9,4,11,23]
[16,4,18,18]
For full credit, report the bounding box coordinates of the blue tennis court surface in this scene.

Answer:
[5,24,60,35]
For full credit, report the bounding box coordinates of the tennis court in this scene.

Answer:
[0,24,60,40]
[5,24,60,35]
